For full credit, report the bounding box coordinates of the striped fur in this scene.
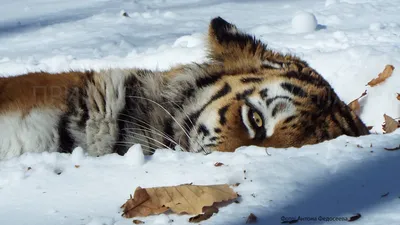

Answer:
[0,17,369,160]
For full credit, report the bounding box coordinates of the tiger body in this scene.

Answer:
[0,17,369,160]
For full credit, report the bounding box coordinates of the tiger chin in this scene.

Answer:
[0,17,369,160]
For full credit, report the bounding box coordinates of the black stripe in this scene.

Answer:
[77,88,89,128]
[236,88,255,100]
[283,115,296,124]
[198,124,210,136]
[320,121,331,140]
[209,136,219,141]
[163,118,175,149]
[218,104,230,125]
[183,111,200,135]
[204,143,217,147]
[271,104,283,117]
[196,75,222,88]
[266,96,292,106]
[183,83,232,137]
[58,115,75,153]
[240,77,263,83]
[284,71,327,87]
[113,75,141,155]
[336,104,360,136]
[259,88,268,98]
[211,83,231,102]
[330,112,348,135]
[281,82,308,97]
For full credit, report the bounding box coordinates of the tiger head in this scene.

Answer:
[167,17,369,153]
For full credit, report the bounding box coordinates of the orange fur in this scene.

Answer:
[0,71,92,115]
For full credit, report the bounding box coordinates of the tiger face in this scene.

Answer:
[177,17,369,153]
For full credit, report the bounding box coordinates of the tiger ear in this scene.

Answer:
[207,17,266,72]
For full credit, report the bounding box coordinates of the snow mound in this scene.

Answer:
[292,11,318,33]
[124,144,145,166]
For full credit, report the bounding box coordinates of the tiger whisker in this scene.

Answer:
[123,128,178,151]
[120,128,178,151]
[127,95,193,148]
[117,117,181,149]
[114,142,163,154]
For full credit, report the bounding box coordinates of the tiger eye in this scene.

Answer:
[252,111,263,127]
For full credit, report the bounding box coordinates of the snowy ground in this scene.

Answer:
[1,0,400,224]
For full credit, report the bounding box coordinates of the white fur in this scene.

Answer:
[0,109,61,160]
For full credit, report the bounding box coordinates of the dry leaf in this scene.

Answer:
[383,114,399,133]
[245,213,257,224]
[384,145,400,151]
[214,162,224,167]
[348,213,361,222]
[133,220,144,224]
[367,65,394,87]
[74,165,80,168]
[189,206,219,223]
[348,100,361,115]
[348,90,367,115]
[397,93,400,101]
[121,187,168,218]
[122,184,238,218]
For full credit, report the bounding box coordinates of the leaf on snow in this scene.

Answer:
[397,93,400,101]
[214,162,224,167]
[245,213,257,224]
[348,90,367,115]
[121,187,168,218]
[382,114,399,133]
[121,184,238,219]
[367,65,394,87]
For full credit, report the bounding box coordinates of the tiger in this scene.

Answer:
[0,17,369,160]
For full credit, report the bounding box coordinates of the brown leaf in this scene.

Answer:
[383,114,399,133]
[348,90,367,115]
[121,184,238,218]
[397,93,400,101]
[348,100,361,115]
[384,145,400,151]
[133,220,144,224]
[74,165,80,168]
[246,213,257,224]
[214,162,224,167]
[348,213,361,222]
[121,187,168,218]
[189,206,218,223]
[367,65,394,87]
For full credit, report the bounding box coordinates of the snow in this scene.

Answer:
[291,11,318,33]
[1,0,400,225]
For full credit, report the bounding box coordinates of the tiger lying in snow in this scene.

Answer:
[0,17,369,160]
